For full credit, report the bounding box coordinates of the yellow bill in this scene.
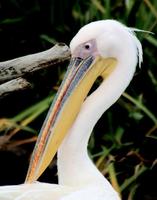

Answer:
[25,55,117,183]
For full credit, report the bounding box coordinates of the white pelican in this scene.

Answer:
[0,20,142,200]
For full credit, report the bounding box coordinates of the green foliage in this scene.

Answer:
[0,0,157,199]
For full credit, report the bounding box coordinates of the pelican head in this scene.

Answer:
[70,20,142,66]
[25,20,142,183]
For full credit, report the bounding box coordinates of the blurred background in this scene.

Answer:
[0,0,157,199]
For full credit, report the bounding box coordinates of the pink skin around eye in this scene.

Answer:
[72,39,99,59]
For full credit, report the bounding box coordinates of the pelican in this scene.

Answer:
[0,20,142,200]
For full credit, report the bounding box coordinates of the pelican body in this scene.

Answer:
[0,20,142,200]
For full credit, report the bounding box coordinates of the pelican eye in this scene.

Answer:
[84,43,92,50]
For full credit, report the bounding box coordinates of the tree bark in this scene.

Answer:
[0,43,70,83]
[0,43,70,98]
[0,78,31,98]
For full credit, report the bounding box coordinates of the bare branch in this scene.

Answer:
[0,43,70,84]
[0,78,31,98]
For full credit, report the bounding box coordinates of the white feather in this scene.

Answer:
[0,19,142,200]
